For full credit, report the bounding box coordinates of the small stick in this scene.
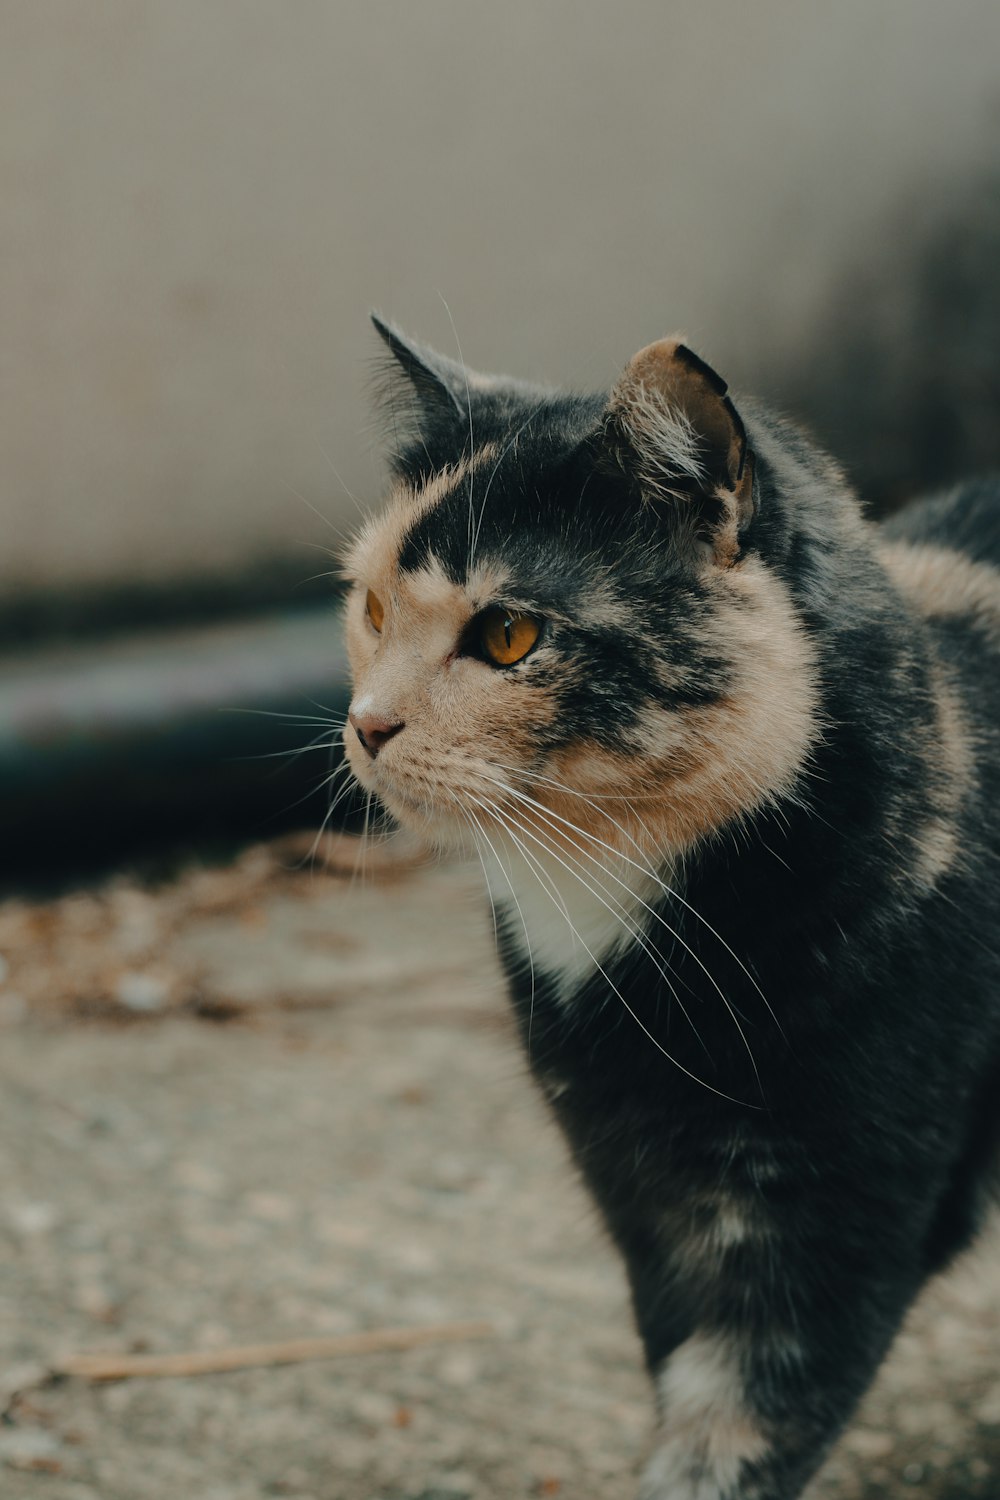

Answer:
[54,1319,496,1382]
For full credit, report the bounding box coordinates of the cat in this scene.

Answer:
[341,315,1000,1500]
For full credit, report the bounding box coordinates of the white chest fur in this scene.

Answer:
[479,832,668,996]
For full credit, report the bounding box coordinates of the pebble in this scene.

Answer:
[114,971,170,1012]
[0,1426,63,1468]
[73,1281,120,1321]
[351,1390,397,1426]
[195,1322,234,1349]
[846,1428,895,1460]
[6,1199,58,1235]
[438,1351,481,1387]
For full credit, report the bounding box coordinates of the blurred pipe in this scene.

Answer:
[0,607,354,891]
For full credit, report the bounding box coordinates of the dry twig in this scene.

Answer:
[54,1320,496,1382]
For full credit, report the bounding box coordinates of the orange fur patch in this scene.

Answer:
[909,660,976,888]
[879,540,1000,643]
[879,541,990,888]
[543,556,821,860]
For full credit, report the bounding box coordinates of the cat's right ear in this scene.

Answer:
[370,315,470,477]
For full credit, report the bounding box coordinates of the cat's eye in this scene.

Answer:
[365,589,384,632]
[479,608,542,667]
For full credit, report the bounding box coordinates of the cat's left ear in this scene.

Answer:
[603,337,757,564]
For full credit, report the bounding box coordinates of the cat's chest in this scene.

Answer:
[481,837,668,996]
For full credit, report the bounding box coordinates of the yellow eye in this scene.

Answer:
[479,608,542,666]
[365,589,384,632]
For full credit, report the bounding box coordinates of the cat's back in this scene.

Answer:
[877,478,1000,676]
[877,479,1000,868]
[880,475,1000,571]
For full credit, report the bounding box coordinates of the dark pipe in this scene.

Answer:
[0,606,358,893]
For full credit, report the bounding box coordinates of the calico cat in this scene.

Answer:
[342,316,1000,1500]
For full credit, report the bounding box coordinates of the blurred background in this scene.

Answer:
[3,6,1000,1498]
[5,0,1000,881]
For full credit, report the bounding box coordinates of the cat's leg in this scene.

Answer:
[631,1236,919,1500]
[638,1326,770,1500]
[637,1319,874,1500]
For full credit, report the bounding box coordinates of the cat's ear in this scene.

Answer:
[370,314,472,476]
[603,336,757,564]
[371,314,470,420]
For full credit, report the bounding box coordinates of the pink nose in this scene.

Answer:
[349,710,405,759]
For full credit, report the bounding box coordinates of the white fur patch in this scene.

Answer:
[641,1331,768,1500]
[713,1201,756,1251]
[481,834,664,995]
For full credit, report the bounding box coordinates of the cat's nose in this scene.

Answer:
[349,710,405,759]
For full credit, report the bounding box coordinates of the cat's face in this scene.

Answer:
[342,466,559,846]
[343,324,819,861]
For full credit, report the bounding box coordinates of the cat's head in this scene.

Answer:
[342,318,822,860]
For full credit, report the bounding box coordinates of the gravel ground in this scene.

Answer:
[1,836,999,1500]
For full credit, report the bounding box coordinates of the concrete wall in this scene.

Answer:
[4,1,1000,594]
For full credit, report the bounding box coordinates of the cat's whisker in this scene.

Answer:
[313,435,369,521]
[223,707,347,728]
[491,768,783,1044]
[470,399,549,565]
[301,791,341,874]
[370,800,395,849]
[466,791,575,935]
[500,762,674,803]
[296,539,341,560]
[284,481,354,541]
[323,769,362,819]
[474,792,757,1109]
[471,785,716,1073]
[437,293,477,560]
[302,697,350,721]
[468,789,628,1058]
[501,783,767,1067]
[455,801,500,954]
[296,763,359,873]
[501,764,670,876]
[575,786,785,1044]
[263,758,358,845]
[462,797,538,1052]
[486,780,767,1095]
[298,566,349,586]
[473,785,681,996]
[349,789,375,888]
[233,730,343,765]
[467,787,585,1068]
[468,795,588,1065]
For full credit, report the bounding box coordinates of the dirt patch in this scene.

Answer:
[1,837,998,1498]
